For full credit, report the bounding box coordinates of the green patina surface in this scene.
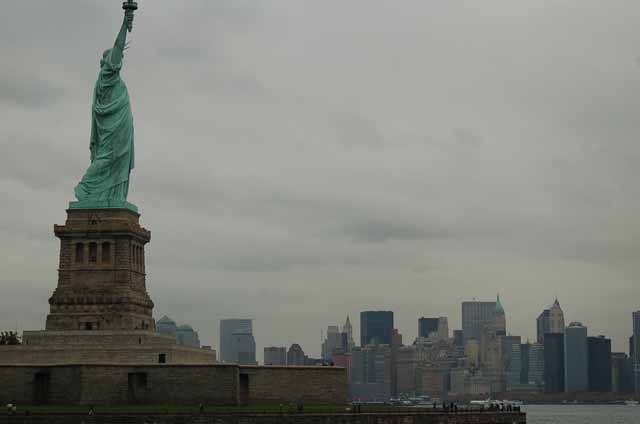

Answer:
[68,199,138,213]
[72,10,137,212]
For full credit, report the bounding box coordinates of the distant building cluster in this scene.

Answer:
[156,315,201,348]
[299,298,640,401]
[158,299,640,401]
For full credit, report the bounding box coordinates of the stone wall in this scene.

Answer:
[2,412,526,424]
[0,365,237,405]
[0,331,216,365]
[239,366,348,405]
[0,364,348,406]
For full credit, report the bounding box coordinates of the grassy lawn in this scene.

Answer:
[11,404,354,414]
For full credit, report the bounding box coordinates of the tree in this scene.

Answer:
[0,331,21,345]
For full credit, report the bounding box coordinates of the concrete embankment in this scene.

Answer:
[3,411,526,423]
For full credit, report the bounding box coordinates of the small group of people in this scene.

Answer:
[5,404,17,416]
[482,403,521,412]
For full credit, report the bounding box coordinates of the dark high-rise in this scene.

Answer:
[360,311,394,346]
[453,330,464,348]
[544,333,565,394]
[612,352,634,394]
[587,336,612,392]
[418,317,439,339]
[564,322,588,393]
[633,311,640,393]
[536,309,551,343]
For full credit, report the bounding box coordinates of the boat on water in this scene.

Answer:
[625,400,639,406]
[470,399,523,407]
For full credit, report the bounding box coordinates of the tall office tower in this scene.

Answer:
[156,315,178,336]
[587,335,612,392]
[520,343,531,385]
[549,299,565,334]
[633,311,640,393]
[287,343,306,366]
[462,300,496,343]
[494,295,506,334]
[322,325,343,361]
[219,319,254,363]
[392,328,403,347]
[564,322,588,393]
[437,317,449,340]
[350,344,393,401]
[264,346,287,365]
[506,342,522,391]
[612,352,634,394]
[360,311,394,346]
[528,343,545,389]
[230,331,257,365]
[418,317,439,339]
[544,333,565,393]
[536,309,551,343]
[453,330,464,347]
[176,324,201,348]
[342,316,355,351]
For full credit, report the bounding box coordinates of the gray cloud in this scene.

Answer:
[0,74,65,108]
[2,0,640,358]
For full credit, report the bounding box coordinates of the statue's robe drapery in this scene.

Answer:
[75,49,134,202]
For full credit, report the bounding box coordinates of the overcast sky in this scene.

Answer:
[2,0,640,358]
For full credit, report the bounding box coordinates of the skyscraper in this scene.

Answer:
[176,324,200,348]
[528,342,545,389]
[342,316,355,351]
[287,343,306,366]
[156,316,200,348]
[350,344,393,400]
[633,311,640,393]
[418,317,439,339]
[360,311,393,346]
[462,300,496,343]
[549,299,565,334]
[322,325,343,361]
[536,309,550,343]
[230,331,257,365]
[544,333,565,393]
[219,319,254,364]
[564,322,588,393]
[612,352,634,394]
[264,346,287,365]
[587,335,611,392]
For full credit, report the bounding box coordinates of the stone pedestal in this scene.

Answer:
[0,207,216,366]
[47,208,155,332]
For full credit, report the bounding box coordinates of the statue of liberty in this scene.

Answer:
[72,4,139,212]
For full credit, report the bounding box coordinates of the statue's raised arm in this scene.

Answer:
[111,11,134,65]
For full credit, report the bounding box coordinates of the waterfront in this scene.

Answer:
[524,405,640,424]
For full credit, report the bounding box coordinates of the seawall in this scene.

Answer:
[2,412,526,424]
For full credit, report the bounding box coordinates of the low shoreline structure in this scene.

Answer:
[3,410,526,424]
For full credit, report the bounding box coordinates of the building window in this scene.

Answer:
[89,243,97,263]
[102,242,111,263]
[85,322,93,331]
[132,244,138,267]
[158,353,166,364]
[75,243,84,264]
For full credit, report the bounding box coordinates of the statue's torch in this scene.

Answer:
[122,0,138,32]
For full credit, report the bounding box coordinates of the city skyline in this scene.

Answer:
[2,1,640,362]
[142,296,636,363]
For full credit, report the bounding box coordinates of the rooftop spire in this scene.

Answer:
[495,293,505,314]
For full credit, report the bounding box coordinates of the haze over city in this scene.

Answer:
[3,0,640,359]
